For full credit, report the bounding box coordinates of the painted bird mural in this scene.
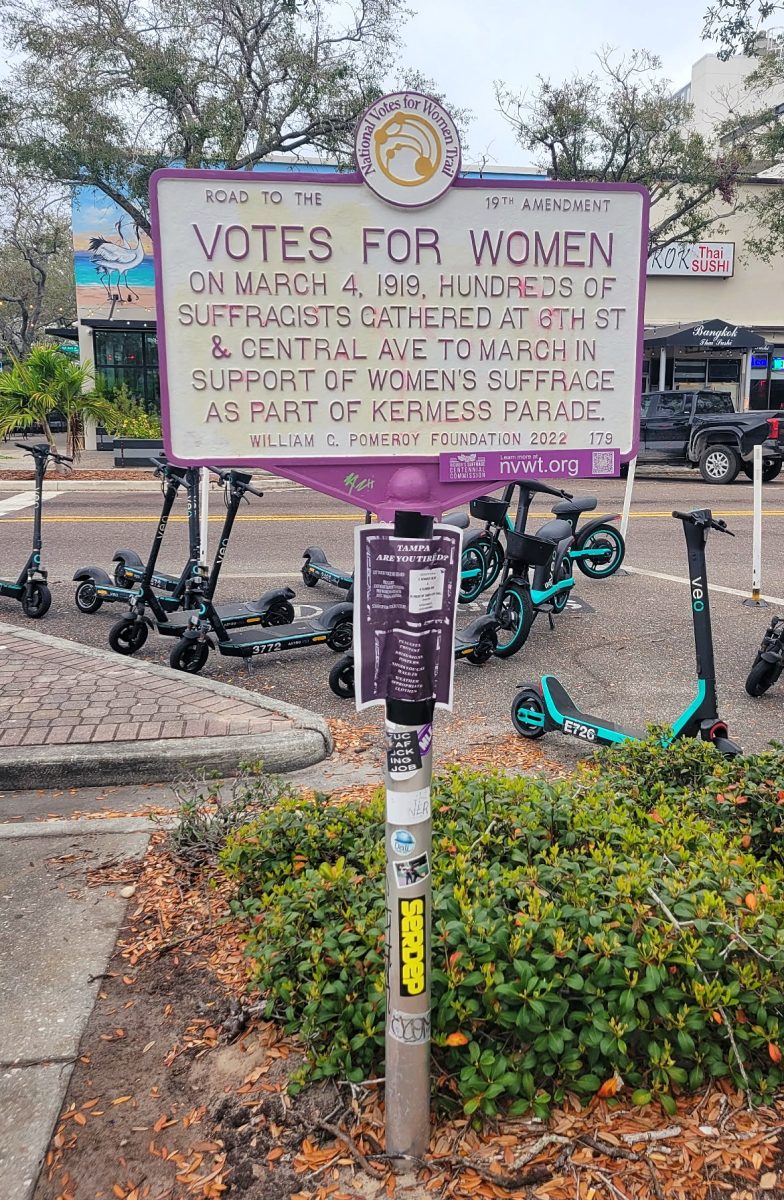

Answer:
[88,217,145,302]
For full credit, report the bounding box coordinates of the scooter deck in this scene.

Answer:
[156,599,276,636]
[215,620,335,658]
[542,676,639,739]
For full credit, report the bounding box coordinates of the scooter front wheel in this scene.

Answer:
[109,617,148,656]
[329,654,355,699]
[745,656,781,698]
[458,544,487,603]
[262,598,295,626]
[74,580,103,614]
[511,687,547,739]
[170,637,210,674]
[22,583,51,619]
[549,558,574,614]
[487,583,534,659]
[576,526,625,578]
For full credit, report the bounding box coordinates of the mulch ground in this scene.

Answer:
[0,468,153,480]
[32,755,784,1200]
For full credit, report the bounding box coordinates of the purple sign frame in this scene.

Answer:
[151,170,649,518]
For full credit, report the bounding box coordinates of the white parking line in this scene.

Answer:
[625,565,784,606]
[0,491,55,516]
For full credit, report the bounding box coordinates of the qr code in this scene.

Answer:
[591,451,616,476]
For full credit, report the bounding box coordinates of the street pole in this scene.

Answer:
[744,444,767,607]
[199,467,210,570]
[384,509,434,1163]
[620,456,637,544]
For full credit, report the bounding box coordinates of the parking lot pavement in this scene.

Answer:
[0,472,781,769]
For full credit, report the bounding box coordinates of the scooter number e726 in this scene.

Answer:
[563,717,597,741]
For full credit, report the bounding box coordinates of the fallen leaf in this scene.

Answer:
[760,1173,778,1191]
[445,1032,469,1047]
[768,1043,781,1064]
[112,1096,132,1105]
[267,1147,285,1162]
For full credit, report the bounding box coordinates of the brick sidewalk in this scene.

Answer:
[0,623,331,786]
[0,628,292,748]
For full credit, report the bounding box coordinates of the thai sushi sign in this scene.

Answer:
[153,92,649,512]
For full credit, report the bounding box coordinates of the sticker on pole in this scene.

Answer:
[151,95,648,515]
[354,523,460,709]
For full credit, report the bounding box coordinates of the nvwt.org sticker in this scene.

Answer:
[391,829,416,857]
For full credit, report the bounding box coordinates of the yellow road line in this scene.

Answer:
[2,509,784,523]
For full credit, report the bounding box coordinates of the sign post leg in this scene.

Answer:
[384,509,434,1163]
[620,456,637,544]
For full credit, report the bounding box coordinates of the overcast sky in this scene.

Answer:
[397,0,720,166]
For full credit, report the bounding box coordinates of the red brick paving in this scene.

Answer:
[0,627,296,749]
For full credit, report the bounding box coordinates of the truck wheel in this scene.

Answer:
[699,445,739,485]
[742,460,782,483]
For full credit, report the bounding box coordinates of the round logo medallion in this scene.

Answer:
[355,92,461,208]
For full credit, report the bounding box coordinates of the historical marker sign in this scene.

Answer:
[151,93,648,515]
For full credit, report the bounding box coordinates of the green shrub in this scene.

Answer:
[220,740,784,1117]
[100,382,162,439]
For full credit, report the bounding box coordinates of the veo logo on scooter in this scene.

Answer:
[692,577,705,612]
[562,717,597,741]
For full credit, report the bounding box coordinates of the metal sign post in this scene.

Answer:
[620,456,637,544]
[744,444,767,607]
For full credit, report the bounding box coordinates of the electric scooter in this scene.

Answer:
[108,469,295,655]
[461,485,624,601]
[745,616,784,697]
[73,460,203,614]
[327,614,499,699]
[302,511,371,591]
[111,463,198,592]
[0,442,72,618]
[512,509,742,758]
[302,511,472,592]
[480,482,577,659]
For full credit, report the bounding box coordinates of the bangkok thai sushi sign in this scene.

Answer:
[153,92,648,510]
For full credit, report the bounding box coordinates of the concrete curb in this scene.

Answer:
[0,621,333,789]
[0,817,176,838]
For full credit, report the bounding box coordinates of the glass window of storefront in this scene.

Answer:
[93,329,160,410]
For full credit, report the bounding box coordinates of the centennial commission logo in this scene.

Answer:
[354,91,461,208]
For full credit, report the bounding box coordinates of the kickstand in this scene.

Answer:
[548,613,555,631]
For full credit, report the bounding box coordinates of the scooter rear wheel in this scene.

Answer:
[326,617,353,653]
[745,656,781,698]
[466,630,497,664]
[109,617,148,656]
[329,654,355,699]
[301,564,319,587]
[75,580,103,614]
[511,687,546,739]
[170,638,210,674]
[22,583,51,619]
[114,563,133,587]
[262,598,295,626]
[576,526,625,578]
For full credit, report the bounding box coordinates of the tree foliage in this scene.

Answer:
[0,0,410,233]
[496,50,747,251]
[703,1,784,58]
[0,344,114,457]
[0,163,75,358]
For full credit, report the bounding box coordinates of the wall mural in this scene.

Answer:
[72,186,156,322]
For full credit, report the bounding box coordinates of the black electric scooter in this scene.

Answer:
[327,613,499,699]
[302,511,471,592]
[108,469,295,655]
[512,509,742,757]
[73,459,204,614]
[745,616,784,697]
[302,511,372,591]
[111,465,199,593]
[0,442,72,618]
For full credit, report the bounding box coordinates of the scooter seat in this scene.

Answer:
[551,496,597,517]
[534,518,574,543]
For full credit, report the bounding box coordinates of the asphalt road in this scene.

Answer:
[1,468,782,766]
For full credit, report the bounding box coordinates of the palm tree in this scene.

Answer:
[0,344,114,461]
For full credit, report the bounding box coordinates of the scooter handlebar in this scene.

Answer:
[672,509,735,536]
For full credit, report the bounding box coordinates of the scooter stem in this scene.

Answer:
[683,519,720,722]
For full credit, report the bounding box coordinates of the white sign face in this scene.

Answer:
[647,242,734,277]
[153,172,647,464]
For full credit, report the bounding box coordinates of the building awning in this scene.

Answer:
[644,319,770,351]
[80,318,156,331]
[44,325,79,341]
